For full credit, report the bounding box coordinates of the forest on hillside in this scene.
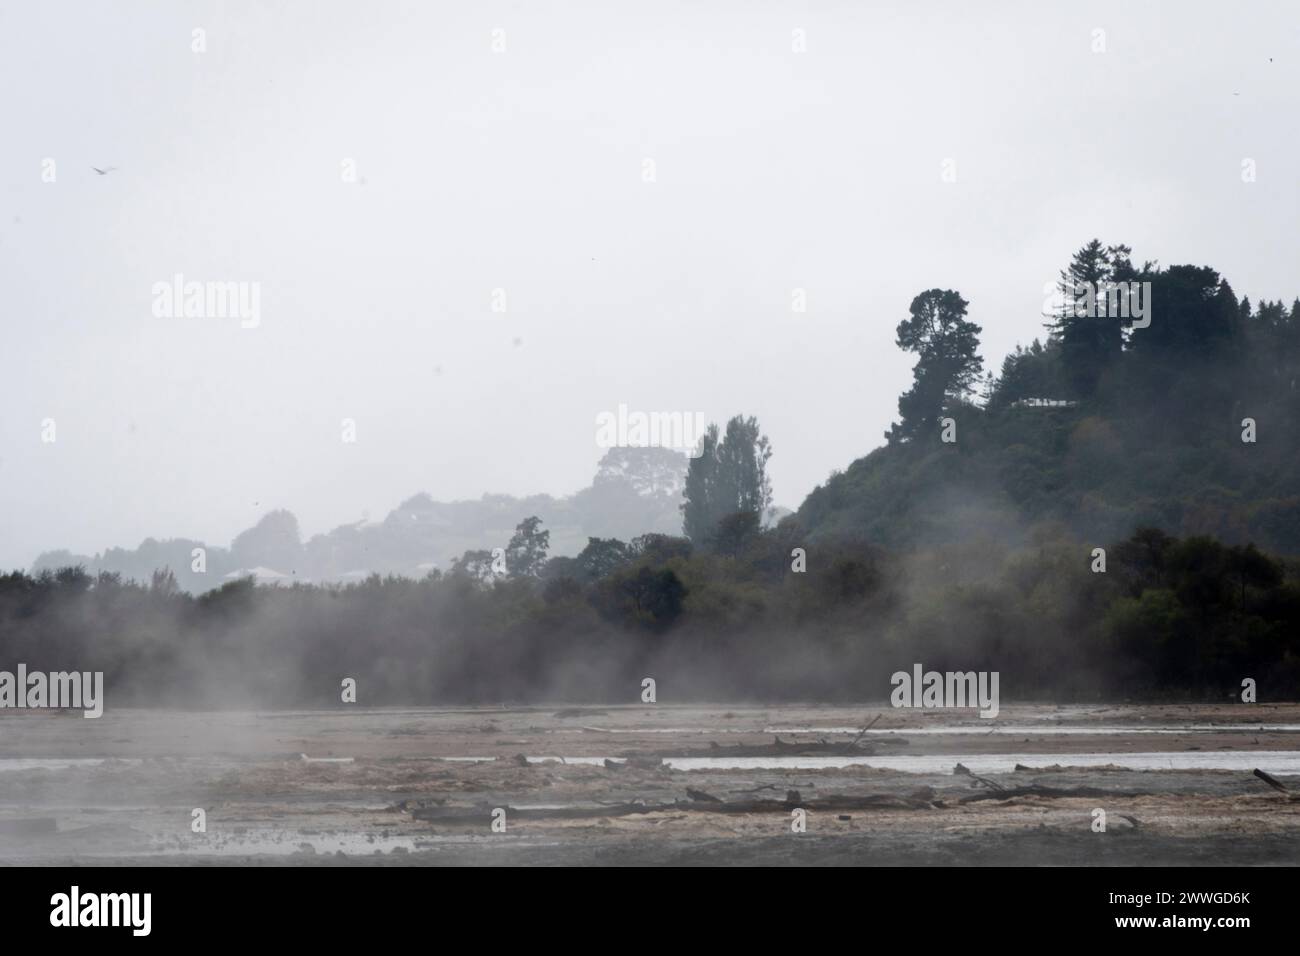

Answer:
[4,239,1299,706]
[804,240,1300,557]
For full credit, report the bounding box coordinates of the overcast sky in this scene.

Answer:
[1,0,1297,568]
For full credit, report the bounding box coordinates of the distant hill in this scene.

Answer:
[32,447,691,593]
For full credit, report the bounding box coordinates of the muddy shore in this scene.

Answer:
[2,703,1298,865]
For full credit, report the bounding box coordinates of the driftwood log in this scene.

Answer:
[957,785,1149,804]
[1253,768,1289,793]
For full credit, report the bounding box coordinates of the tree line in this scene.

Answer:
[4,237,1299,704]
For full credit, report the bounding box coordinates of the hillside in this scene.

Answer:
[800,251,1300,558]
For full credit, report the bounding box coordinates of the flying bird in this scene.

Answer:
[91,166,118,176]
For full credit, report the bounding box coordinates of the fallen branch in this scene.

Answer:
[850,714,881,747]
[686,788,723,803]
[1253,768,1289,793]
[957,785,1149,804]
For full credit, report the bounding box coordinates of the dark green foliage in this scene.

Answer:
[681,416,772,543]
[591,566,687,632]
[573,537,631,581]
[5,522,1295,704]
[887,289,984,443]
[504,516,549,578]
[1048,240,1138,397]
[808,241,1300,559]
[986,339,1066,410]
[710,510,762,556]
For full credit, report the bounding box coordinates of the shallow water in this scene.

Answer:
[503,751,1300,774]
[659,751,1300,774]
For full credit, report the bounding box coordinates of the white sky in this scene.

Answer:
[1,0,1297,567]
